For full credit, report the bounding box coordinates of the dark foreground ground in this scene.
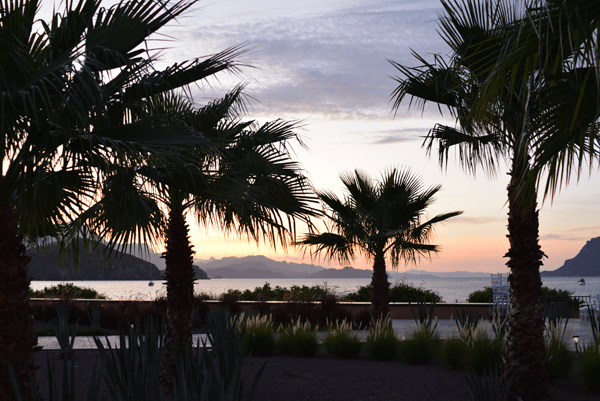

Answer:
[32,349,600,401]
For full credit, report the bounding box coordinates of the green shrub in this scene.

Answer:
[245,327,276,356]
[442,338,468,370]
[544,318,573,380]
[220,290,243,314]
[402,324,440,364]
[545,341,573,380]
[30,283,106,299]
[389,282,442,303]
[467,287,492,303]
[322,320,362,358]
[366,316,400,360]
[278,318,319,356]
[466,286,578,306]
[540,287,574,298]
[463,327,504,374]
[239,313,276,356]
[237,283,335,301]
[346,281,442,303]
[579,343,600,392]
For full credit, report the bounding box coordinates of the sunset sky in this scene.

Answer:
[42,0,600,273]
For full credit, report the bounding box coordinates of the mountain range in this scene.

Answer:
[114,245,496,278]
[28,241,208,281]
[191,255,492,279]
[29,234,599,280]
[541,236,600,277]
[194,255,372,278]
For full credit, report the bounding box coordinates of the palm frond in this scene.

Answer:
[296,232,356,265]
[302,168,460,270]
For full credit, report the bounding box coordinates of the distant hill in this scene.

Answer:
[198,255,325,278]
[206,262,287,278]
[400,269,492,279]
[310,266,372,278]
[196,255,498,279]
[127,243,166,270]
[541,237,600,277]
[28,241,164,281]
[206,265,372,279]
[192,265,209,280]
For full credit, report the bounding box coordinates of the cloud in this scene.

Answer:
[540,234,591,241]
[565,224,600,233]
[540,234,562,240]
[370,128,429,144]
[160,0,449,120]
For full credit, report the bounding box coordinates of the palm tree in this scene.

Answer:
[476,0,600,197]
[389,1,600,399]
[298,168,461,321]
[66,87,318,379]
[1,0,246,398]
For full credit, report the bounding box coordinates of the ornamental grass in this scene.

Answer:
[365,316,400,361]
[237,312,276,356]
[278,317,319,356]
[322,319,362,358]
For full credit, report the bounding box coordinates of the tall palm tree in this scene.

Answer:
[475,0,600,197]
[298,168,461,321]
[0,0,245,398]
[67,87,318,379]
[389,1,600,399]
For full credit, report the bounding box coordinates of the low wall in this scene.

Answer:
[31,298,494,320]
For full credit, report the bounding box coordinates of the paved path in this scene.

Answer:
[37,318,596,350]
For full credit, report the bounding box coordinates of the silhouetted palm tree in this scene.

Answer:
[299,168,461,321]
[0,0,245,398]
[66,86,318,379]
[389,1,600,398]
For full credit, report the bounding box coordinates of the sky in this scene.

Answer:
[43,0,600,273]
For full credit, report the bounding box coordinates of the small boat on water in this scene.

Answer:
[148,281,155,287]
[578,278,585,285]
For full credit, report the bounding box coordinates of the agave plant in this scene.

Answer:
[453,307,484,333]
[409,297,438,332]
[466,366,517,401]
[92,310,265,401]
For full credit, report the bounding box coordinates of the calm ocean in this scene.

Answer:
[30,276,600,302]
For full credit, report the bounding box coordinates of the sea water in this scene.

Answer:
[30,276,600,302]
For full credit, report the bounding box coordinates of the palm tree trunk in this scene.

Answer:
[501,157,549,401]
[161,204,195,384]
[0,200,39,401]
[370,255,390,322]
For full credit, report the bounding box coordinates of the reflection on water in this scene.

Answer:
[30,276,600,303]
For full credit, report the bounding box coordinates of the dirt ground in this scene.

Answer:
[30,347,600,401]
